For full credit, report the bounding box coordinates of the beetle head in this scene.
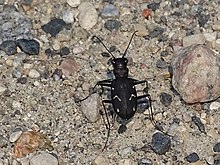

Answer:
[112,58,129,78]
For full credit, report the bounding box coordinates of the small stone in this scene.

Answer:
[156,58,167,69]
[151,132,171,155]
[0,135,8,148]
[171,44,220,103]
[138,158,152,165]
[63,10,74,24]
[22,0,33,6]
[147,2,160,11]
[5,59,13,66]
[182,34,206,47]
[28,69,40,79]
[101,4,119,18]
[0,40,17,55]
[60,46,70,56]
[93,155,109,165]
[0,86,7,94]
[205,156,214,165]
[209,101,220,110]
[148,26,164,39]
[52,68,63,81]
[9,129,22,142]
[59,58,78,76]
[159,92,172,107]
[213,21,220,31]
[52,40,61,50]
[104,19,121,31]
[17,77,27,84]
[192,116,206,133]
[42,18,66,37]
[16,39,40,55]
[30,152,58,165]
[119,159,135,165]
[119,146,134,157]
[134,24,148,36]
[185,152,200,163]
[23,63,34,69]
[12,69,22,78]
[213,142,220,152]
[198,14,209,27]
[67,0,81,8]
[78,2,98,30]
[80,93,99,122]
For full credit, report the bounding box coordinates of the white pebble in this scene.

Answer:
[63,10,74,24]
[210,101,220,110]
[9,130,22,142]
[67,0,81,8]
[0,86,7,94]
[29,69,40,79]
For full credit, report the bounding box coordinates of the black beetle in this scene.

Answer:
[78,31,155,151]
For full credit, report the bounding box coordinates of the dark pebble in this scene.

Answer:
[148,27,164,38]
[45,48,53,57]
[198,14,209,27]
[213,142,220,152]
[151,132,171,155]
[147,2,160,11]
[101,52,111,57]
[214,160,220,165]
[17,77,27,84]
[191,116,206,133]
[22,0,33,5]
[185,152,199,163]
[156,58,167,69]
[0,40,17,55]
[42,18,66,37]
[16,39,40,55]
[160,16,167,25]
[109,45,116,52]
[104,19,121,31]
[3,89,12,97]
[160,92,172,106]
[160,50,169,57]
[60,46,70,56]
[52,68,63,81]
[138,158,152,165]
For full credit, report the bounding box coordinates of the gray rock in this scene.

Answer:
[30,152,58,165]
[171,44,220,103]
[78,2,98,30]
[182,34,206,47]
[80,93,100,122]
[101,4,119,18]
[63,10,74,24]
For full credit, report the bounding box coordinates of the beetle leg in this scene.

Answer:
[101,99,112,151]
[76,79,112,102]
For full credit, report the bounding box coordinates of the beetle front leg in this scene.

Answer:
[76,79,112,102]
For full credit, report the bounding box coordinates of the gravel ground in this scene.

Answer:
[0,0,220,165]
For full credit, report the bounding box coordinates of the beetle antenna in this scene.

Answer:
[122,31,138,58]
[93,36,116,59]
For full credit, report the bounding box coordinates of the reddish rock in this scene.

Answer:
[59,58,78,77]
[171,44,220,103]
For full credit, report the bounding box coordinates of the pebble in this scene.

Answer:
[151,132,171,155]
[134,24,148,36]
[16,39,40,55]
[101,4,119,18]
[156,58,167,69]
[213,142,220,152]
[209,101,220,110]
[171,44,220,103]
[182,34,206,47]
[9,129,22,142]
[119,146,134,157]
[118,159,135,165]
[93,155,109,165]
[159,92,172,107]
[104,19,122,31]
[192,116,206,133]
[30,152,58,165]
[0,40,17,55]
[52,68,63,81]
[28,69,40,79]
[42,18,66,37]
[138,158,152,165]
[17,77,28,84]
[67,0,81,8]
[59,58,78,77]
[205,156,214,165]
[0,86,7,94]
[147,2,160,11]
[80,93,100,122]
[60,46,70,56]
[0,135,8,148]
[62,10,74,24]
[78,2,98,30]
[185,152,200,163]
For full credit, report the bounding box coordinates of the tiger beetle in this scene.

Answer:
[78,31,158,151]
